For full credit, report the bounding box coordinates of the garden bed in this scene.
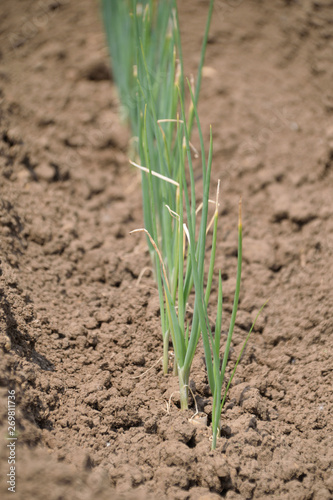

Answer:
[0,1,332,499]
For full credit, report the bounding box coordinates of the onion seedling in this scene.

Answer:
[102,1,268,434]
[199,212,269,448]
[130,80,221,410]
[101,0,215,377]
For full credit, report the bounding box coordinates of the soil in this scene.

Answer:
[0,1,333,499]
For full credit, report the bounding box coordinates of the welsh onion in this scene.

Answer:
[133,83,267,428]
[131,84,219,410]
[205,270,269,450]
[102,0,215,377]
[197,204,268,449]
[102,0,268,442]
[188,190,268,448]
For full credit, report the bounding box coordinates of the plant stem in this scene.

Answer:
[211,377,222,448]
[173,358,178,376]
[163,330,170,375]
[178,366,189,410]
[212,424,218,450]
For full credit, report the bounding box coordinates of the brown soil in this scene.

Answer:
[0,1,332,499]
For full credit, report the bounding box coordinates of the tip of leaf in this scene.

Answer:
[238,197,242,229]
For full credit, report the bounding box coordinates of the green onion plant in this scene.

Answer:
[102,0,267,439]
[102,0,215,380]
[197,199,269,449]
